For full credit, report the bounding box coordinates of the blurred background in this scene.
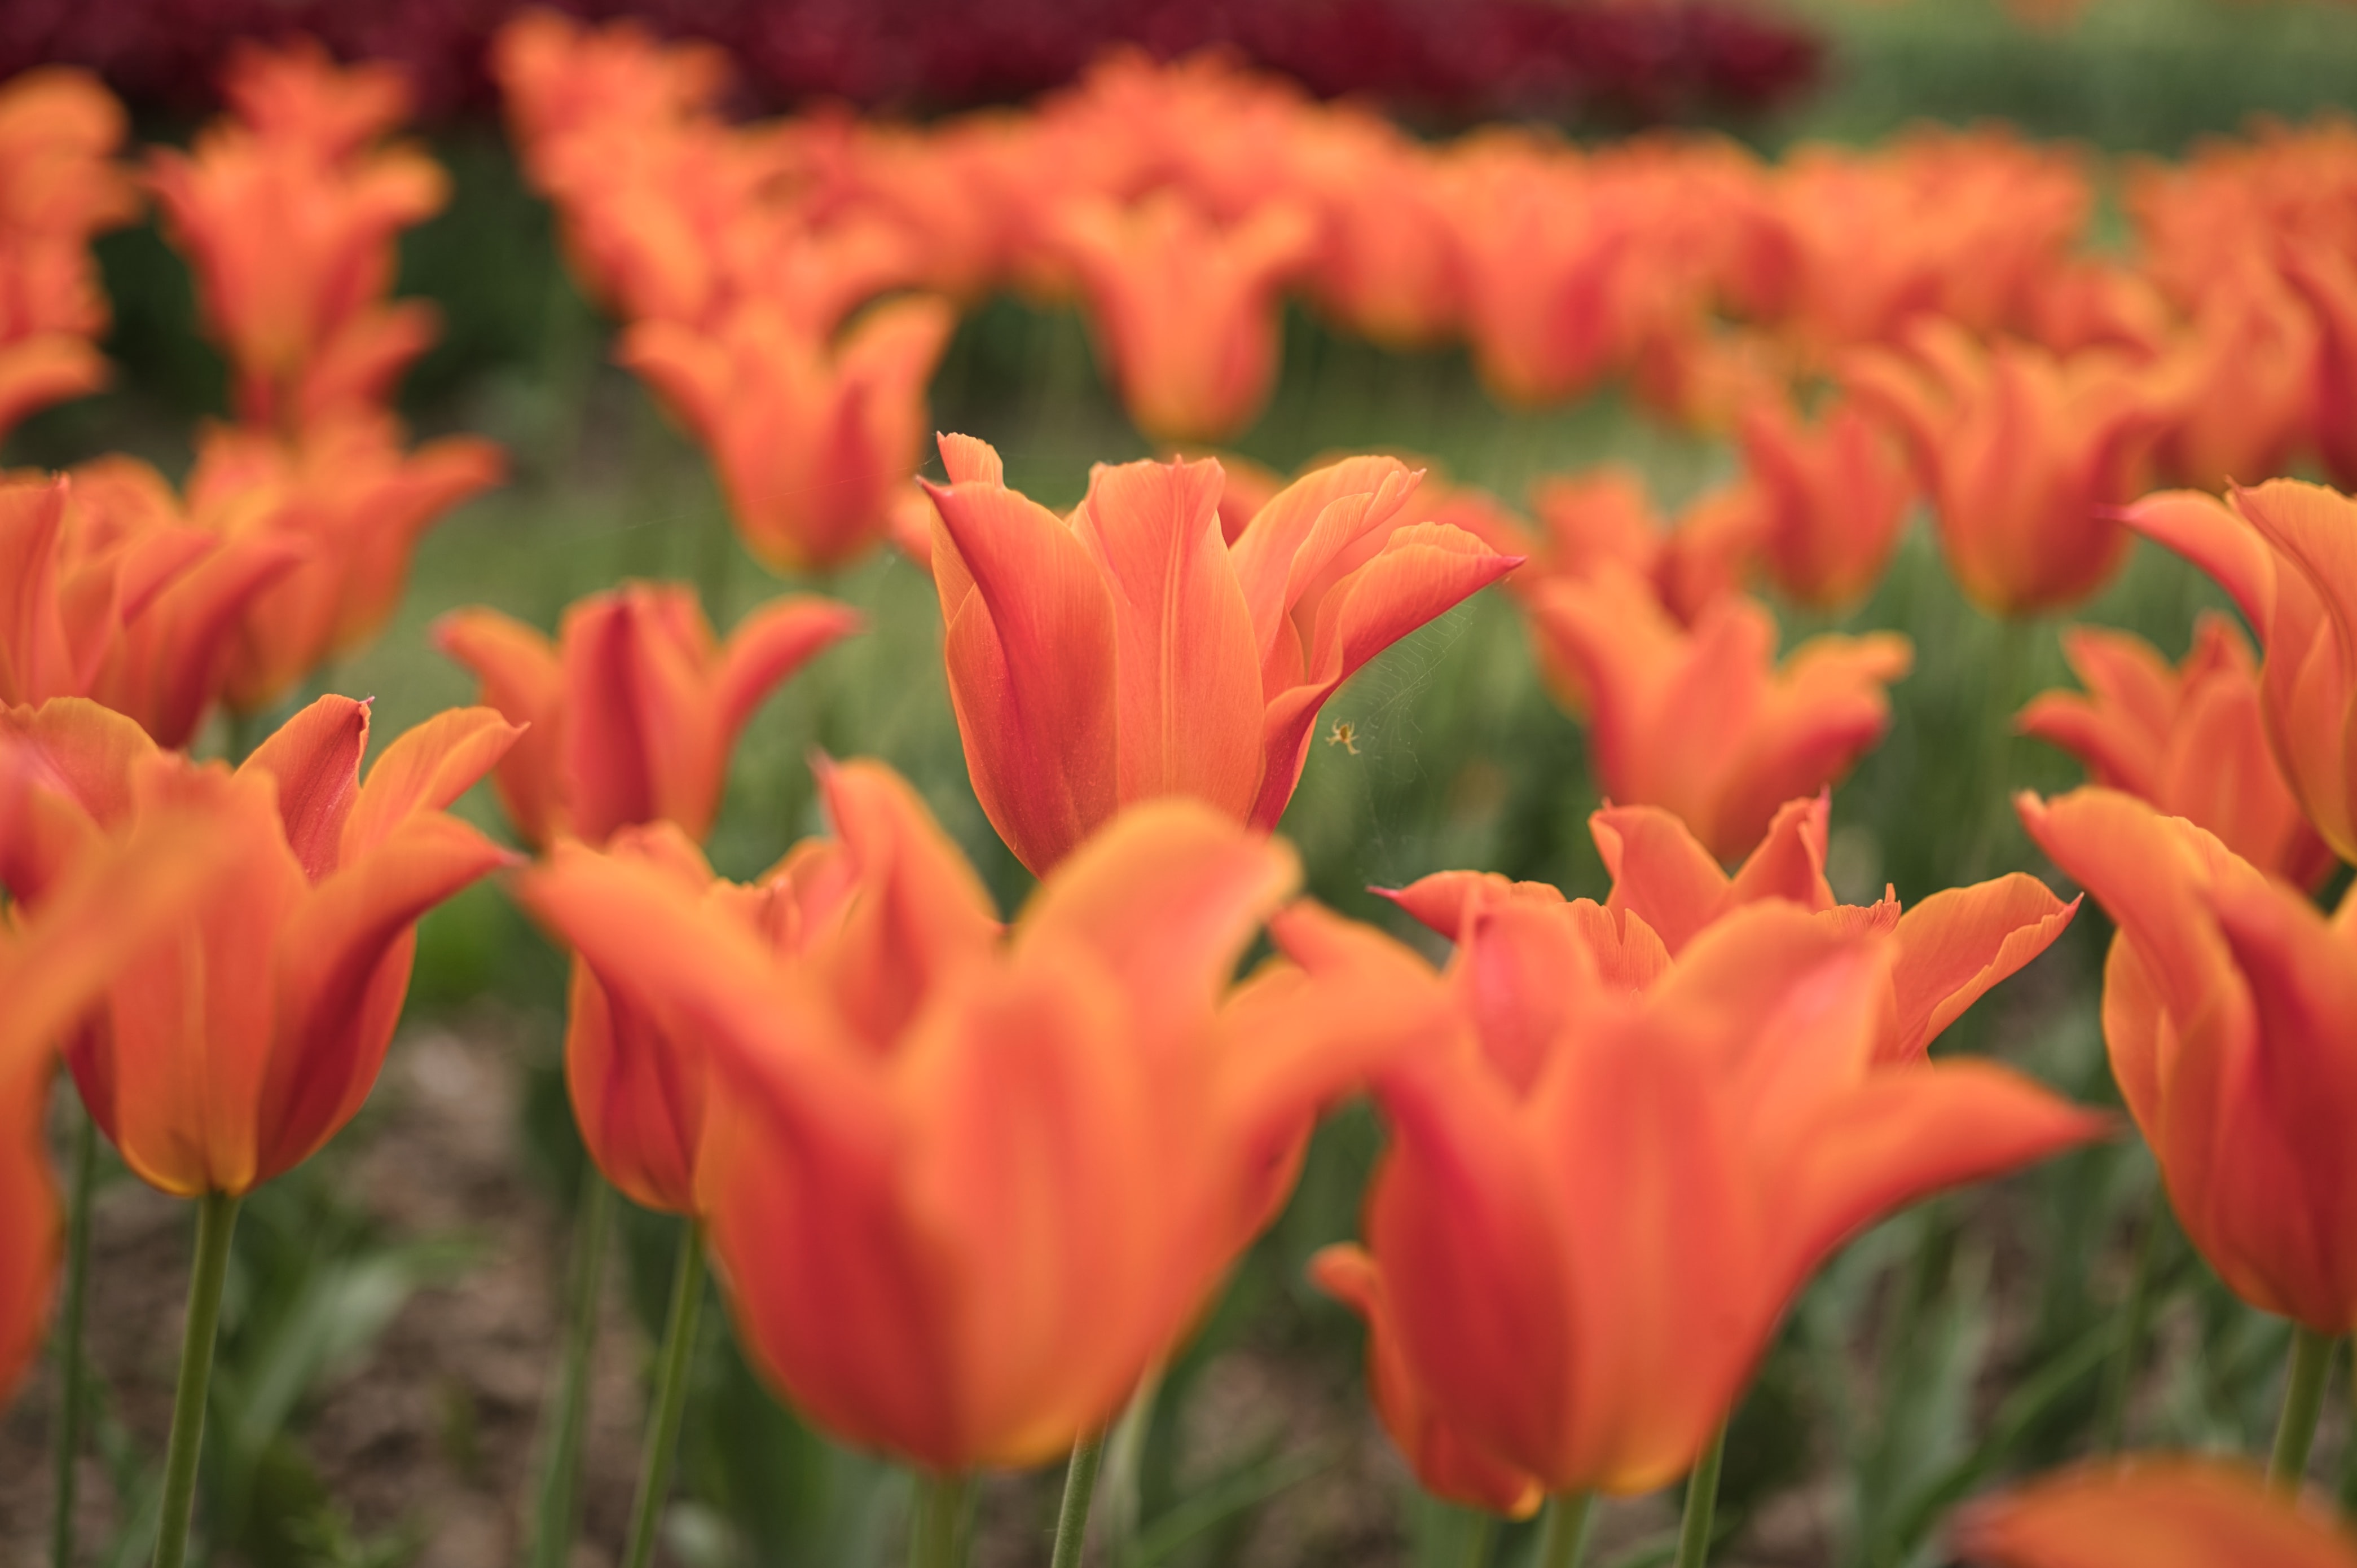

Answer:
[4,1,2357,1565]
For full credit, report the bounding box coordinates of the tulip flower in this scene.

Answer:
[517,757,1408,1472]
[1844,320,2176,615]
[1440,134,1638,407]
[622,296,955,574]
[0,469,304,747]
[919,435,1519,873]
[0,694,518,1197]
[2285,244,2357,492]
[1307,900,2101,1506]
[185,416,504,716]
[1955,1459,2357,1568]
[1503,465,1760,633]
[1050,191,1317,442]
[434,581,859,848]
[1291,112,1459,348]
[0,775,238,1406]
[0,67,140,441]
[2020,786,2357,1333]
[2155,262,2317,493]
[2019,615,2332,887]
[1528,565,1910,861]
[1738,393,1915,611]
[2126,480,2357,864]
[1387,792,2078,1062]
[146,41,448,430]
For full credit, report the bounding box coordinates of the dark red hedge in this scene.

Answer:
[0,0,1819,124]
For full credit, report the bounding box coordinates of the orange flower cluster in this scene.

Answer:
[137,40,504,720]
[0,68,137,443]
[489,15,2357,628]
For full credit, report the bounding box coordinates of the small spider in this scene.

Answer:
[1326,720,1360,755]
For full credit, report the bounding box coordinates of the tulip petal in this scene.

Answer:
[342,706,523,861]
[1019,795,1297,1036]
[1378,870,1566,942]
[433,607,565,846]
[1309,1243,1546,1519]
[923,474,1119,873]
[714,594,862,743]
[260,812,516,1186]
[239,694,370,882]
[1954,1459,2357,1568]
[2125,490,2274,635]
[1888,875,2080,1060]
[1071,457,1266,820]
[813,758,1002,1049]
[1770,1059,2105,1312]
[1255,522,1516,830]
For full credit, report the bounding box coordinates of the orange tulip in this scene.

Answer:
[188,415,504,715]
[1956,1459,2357,1568]
[517,759,1404,1470]
[555,820,829,1216]
[1306,898,2101,1504]
[0,67,139,441]
[1290,112,1459,349]
[0,763,239,1406]
[434,580,859,848]
[1049,191,1317,442]
[1440,133,1638,407]
[2019,615,2333,887]
[1387,791,2078,1063]
[622,296,955,574]
[1738,393,1915,611]
[1844,320,2175,614]
[2020,786,2357,1332]
[0,695,519,1197]
[1528,565,1910,861]
[2285,243,2357,492]
[1505,465,1760,632]
[919,435,1519,873]
[2127,480,2357,863]
[146,41,448,431]
[2155,261,2318,493]
[0,468,304,746]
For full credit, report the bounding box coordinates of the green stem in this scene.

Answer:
[52,1107,96,1568]
[1049,1429,1105,1568]
[1457,1509,1497,1568]
[526,1168,614,1568]
[1673,1422,1727,1568]
[152,1192,240,1568]
[1535,1492,1594,1568]
[2269,1325,2337,1490]
[619,1222,705,1568]
[2097,1184,2169,1452]
[907,1472,973,1568]
[1101,1366,1162,1563]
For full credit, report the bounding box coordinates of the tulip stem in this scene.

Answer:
[526,1168,613,1568]
[152,1191,240,1568]
[1048,1429,1105,1568]
[908,1472,974,1568]
[1673,1421,1728,1568]
[52,1106,97,1568]
[2097,1184,2170,1451]
[1457,1509,1497,1568]
[1536,1491,1594,1568]
[2268,1325,2338,1490]
[619,1221,705,1568]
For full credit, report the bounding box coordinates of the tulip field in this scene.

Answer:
[13,2,2357,1566]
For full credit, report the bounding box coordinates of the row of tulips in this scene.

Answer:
[8,29,2357,1568]
[20,438,2357,1567]
[484,12,2357,613]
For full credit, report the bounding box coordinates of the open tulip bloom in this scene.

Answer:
[436,579,860,848]
[1304,893,2103,1516]
[519,757,1426,1475]
[918,434,1520,873]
